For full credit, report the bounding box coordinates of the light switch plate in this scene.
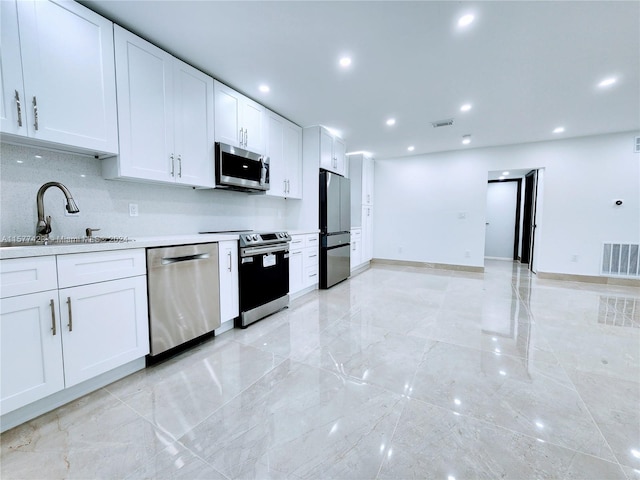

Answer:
[129,203,139,217]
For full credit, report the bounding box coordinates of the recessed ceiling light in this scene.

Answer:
[502,171,509,176]
[553,126,565,134]
[460,103,472,112]
[258,84,270,93]
[34,155,42,159]
[598,77,617,88]
[458,14,475,27]
[339,57,352,67]
[407,146,415,152]
[386,118,396,126]
[16,160,23,164]
[462,135,471,145]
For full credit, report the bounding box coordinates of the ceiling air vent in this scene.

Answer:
[432,119,454,128]
[635,136,640,153]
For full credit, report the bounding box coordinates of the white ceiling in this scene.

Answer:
[82,1,640,160]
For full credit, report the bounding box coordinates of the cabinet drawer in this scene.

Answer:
[0,256,58,298]
[57,249,146,288]
[304,234,319,249]
[305,265,318,285]
[289,236,304,249]
[303,248,319,268]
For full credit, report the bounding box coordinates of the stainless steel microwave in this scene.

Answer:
[215,142,269,192]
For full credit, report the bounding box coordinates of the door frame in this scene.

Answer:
[521,170,538,268]
[487,178,522,261]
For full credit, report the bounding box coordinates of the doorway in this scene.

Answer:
[484,179,522,260]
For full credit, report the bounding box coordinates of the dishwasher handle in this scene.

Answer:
[161,253,210,265]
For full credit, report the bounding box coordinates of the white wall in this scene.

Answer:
[0,143,288,239]
[374,131,640,276]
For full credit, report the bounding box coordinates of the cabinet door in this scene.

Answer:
[60,276,149,387]
[362,205,374,262]
[363,156,374,205]
[0,290,64,415]
[333,137,347,176]
[173,60,215,187]
[319,128,333,171]
[289,249,304,295]
[114,25,174,183]
[283,121,303,199]
[265,112,286,197]
[0,0,27,137]
[242,98,265,153]
[214,81,241,147]
[17,0,118,154]
[218,241,239,323]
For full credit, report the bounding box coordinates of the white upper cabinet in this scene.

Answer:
[283,121,303,198]
[173,62,215,187]
[0,0,25,137]
[317,126,346,176]
[0,0,118,155]
[266,110,302,199]
[105,26,214,187]
[214,81,265,154]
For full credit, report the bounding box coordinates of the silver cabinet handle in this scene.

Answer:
[32,96,39,130]
[283,179,287,193]
[170,154,175,176]
[66,297,73,332]
[50,299,57,335]
[227,251,232,272]
[244,128,248,146]
[177,155,182,178]
[239,128,244,146]
[14,90,22,127]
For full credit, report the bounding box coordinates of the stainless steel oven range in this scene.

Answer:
[236,231,291,328]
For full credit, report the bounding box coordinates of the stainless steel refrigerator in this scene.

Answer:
[319,169,350,289]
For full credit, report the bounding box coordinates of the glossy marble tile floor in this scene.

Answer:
[2,260,639,479]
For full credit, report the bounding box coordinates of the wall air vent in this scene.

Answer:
[635,136,640,153]
[602,243,640,277]
[432,119,455,128]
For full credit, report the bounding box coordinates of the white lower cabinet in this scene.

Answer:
[0,250,148,418]
[58,276,148,387]
[350,229,362,270]
[218,240,239,326]
[0,290,65,415]
[289,233,319,296]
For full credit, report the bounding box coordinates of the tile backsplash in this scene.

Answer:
[0,143,288,239]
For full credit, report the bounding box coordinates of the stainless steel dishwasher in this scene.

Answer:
[146,243,220,358]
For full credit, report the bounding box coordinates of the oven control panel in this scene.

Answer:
[240,231,290,247]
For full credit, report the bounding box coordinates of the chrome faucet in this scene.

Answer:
[36,182,80,240]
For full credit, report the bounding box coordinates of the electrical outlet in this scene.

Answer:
[398,246,403,254]
[458,212,467,219]
[129,203,139,217]
[465,250,471,258]
[64,198,79,217]
[571,254,579,262]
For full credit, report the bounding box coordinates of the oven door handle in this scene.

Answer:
[241,244,289,256]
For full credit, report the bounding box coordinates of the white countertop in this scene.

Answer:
[0,233,240,259]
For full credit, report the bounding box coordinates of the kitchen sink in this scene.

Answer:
[0,237,134,247]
